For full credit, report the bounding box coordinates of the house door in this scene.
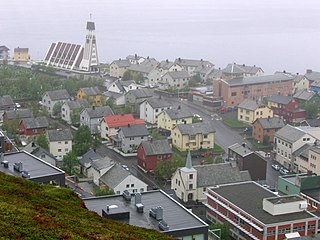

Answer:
[188,193,193,201]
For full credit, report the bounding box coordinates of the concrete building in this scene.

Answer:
[237,99,273,124]
[117,124,149,153]
[221,63,264,80]
[47,128,73,160]
[139,97,172,124]
[161,70,190,90]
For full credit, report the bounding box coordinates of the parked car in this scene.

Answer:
[279,167,289,175]
[272,164,281,171]
[243,127,252,133]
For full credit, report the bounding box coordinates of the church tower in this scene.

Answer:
[80,21,99,72]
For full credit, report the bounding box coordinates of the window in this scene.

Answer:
[312,201,317,208]
[189,174,193,179]
[140,188,144,193]
[116,191,120,194]
[58,149,62,152]
[131,184,134,187]
[65,141,68,144]
[231,92,237,96]
[189,184,193,190]
[203,187,206,192]
[58,141,61,144]
[126,184,129,188]
[65,148,68,152]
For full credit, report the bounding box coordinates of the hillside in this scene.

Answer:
[0,172,172,239]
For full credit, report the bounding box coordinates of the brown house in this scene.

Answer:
[252,117,285,144]
[228,143,267,181]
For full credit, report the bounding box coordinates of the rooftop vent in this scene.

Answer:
[135,193,144,213]
[149,206,163,221]
[21,171,30,179]
[159,220,169,231]
[13,162,23,172]
[122,190,132,201]
[0,160,9,168]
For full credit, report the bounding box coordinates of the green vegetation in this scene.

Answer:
[204,156,224,164]
[122,70,144,84]
[0,172,171,239]
[149,128,165,140]
[154,155,185,180]
[302,101,319,119]
[62,151,79,175]
[223,117,249,128]
[212,144,225,153]
[249,138,273,150]
[93,186,115,196]
[73,125,94,156]
[209,223,231,240]
[36,134,49,150]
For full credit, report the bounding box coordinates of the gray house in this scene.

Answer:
[0,95,15,122]
[118,124,149,153]
[125,88,154,114]
[161,70,190,90]
[41,89,70,116]
[80,106,114,133]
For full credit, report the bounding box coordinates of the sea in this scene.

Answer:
[1,0,320,74]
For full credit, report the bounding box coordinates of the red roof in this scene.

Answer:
[103,114,145,128]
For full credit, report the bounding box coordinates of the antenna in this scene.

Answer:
[90,13,92,20]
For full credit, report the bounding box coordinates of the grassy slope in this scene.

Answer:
[0,172,172,240]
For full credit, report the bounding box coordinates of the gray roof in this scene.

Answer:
[1,151,64,179]
[254,117,285,130]
[83,190,207,232]
[4,109,33,120]
[0,95,14,107]
[65,99,89,110]
[0,46,9,51]
[293,74,304,83]
[293,90,314,101]
[268,94,294,105]
[275,125,306,144]
[47,128,73,142]
[222,63,262,75]
[14,47,28,53]
[81,87,102,96]
[22,142,56,162]
[302,188,320,202]
[128,64,154,74]
[175,58,213,67]
[84,106,114,119]
[227,73,294,87]
[194,65,215,75]
[140,139,172,156]
[193,163,251,187]
[103,91,123,100]
[159,60,175,70]
[22,117,49,129]
[119,124,149,138]
[228,143,253,157]
[166,70,190,80]
[45,89,70,101]
[238,99,263,111]
[175,122,215,135]
[79,149,102,166]
[99,164,130,189]
[113,80,137,93]
[91,156,114,171]
[295,143,313,159]
[143,98,172,109]
[127,88,153,99]
[300,119,320,127]
[211,182,315,224]
[163,108,194,120]
[305,71,320,82]
[112,59,131,68]
[208,68,223,79]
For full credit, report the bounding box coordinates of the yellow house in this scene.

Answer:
[157,108,193,134]
[238,99,273,124]
[77,87,103,106]
[13,47,30,61]
[172,122,215,151]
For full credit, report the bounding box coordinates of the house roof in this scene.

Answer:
[111,59,131,68]
[99,164,130,189]
[80,87,102,96]
[4,109,33,120]
[302,188,320,203]
[84,106,114,119]
[293,74,305,83]
[47,128,73,142]
[228,143,253,158]
[227,73,294,87]
[103,114,144,128]
[111,80,136,93]
[305,71,320,82]
[254,117,285,130]
[238,99,263,111]
[22,117,49,130]
[0,46,9,51]
[22,142,56,162]
[222,63,262,75]
[79,149,102,166]
[128,64,154,74]
[140,139,172,156]
[193,163,251,187]
[175,122,215,135]
[119,124,149,138]
[14,47,28,53]
[91,156,114,171]
[65,99,89,110]
[275,125,306,144]
[174,58,213,67]
[166,70,190,80]
[268,94,294,105]
[163,108,194,120]
[294,143,313,159]
[127,88,154,99]
[211,181,315,224]
[143,97,172,109]
[300,119,320,127]
[293,90,314,101]
[208,68,223,79]
[45,89,70,101]
[159,60,175,70]
[0,95,14,107]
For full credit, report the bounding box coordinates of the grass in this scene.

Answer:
[223,117,249,128]
[249,139,273,150]
[0,172,172,240]
[172,143,225,158]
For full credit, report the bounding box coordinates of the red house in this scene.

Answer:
[267,94,306,123]
[18,117,49,136]
[137,139,172,172]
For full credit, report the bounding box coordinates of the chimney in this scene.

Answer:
[201,58,203,61]
[106,205,109,212]
[31,142,36,147]
[268,116,270,121]
[127,123,131,127]
[178,57,181,62]
[307,69,312,74]
[243,64,245,66]
[135,53,137,59]
[296,73,299,75]
[92,105,96,110]
[14,162,23,172]
[135,193,144,213]
[166,59,169,63]
[283,70,286,73]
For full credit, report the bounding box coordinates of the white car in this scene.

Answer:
[271,164,281,171]
[279,167,289,175]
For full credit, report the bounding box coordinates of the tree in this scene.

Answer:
[36,134,49,150]
[302,101,319,119]
[122,70,144,83]
[105,98,115,111]
[154,155,185,180]
[209,223,231,240]
[93,186,115,196]
[52,102,63,117]
[73,125,93,156]
[263,135,270,145]
[189,73,201,87]
[62,151,79,175]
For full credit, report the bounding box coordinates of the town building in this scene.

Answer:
[61,99,89,124]
[117,124,149,153]
[83,190,208,239]
[109,59,131,78]
[304,69,320,84]
[292,74,310,94]
[0,95,15,122]
[213,73,294,107]
[221,63,264,80]
[47,128,73,160]
[171,151,251,202]
[127,63,155,80]
[139,97,172,124]
[22,142,59,167]
[126,54,145,65]
[237,99,273,124]
[296,144,320,175]
[12,47,30,62]
[88,156,115,186]
[3,108,34,126]
[0,45,10,63]
[137,139,172,172]
[41,89,70,116]
[76,87,103,106]
[157,60,183,75]
[0,151,65,187]
[79,149,102,176]
[172,122,215,151]
[160,70,190,90]
[107,79,138,94]
[293,90,317,104]
[18,117,49,136]
[145,69,162,88]
[206,181,318,240]
[174,58,213,76]
[125,88,154,114]
[228,143,267,181]
[300,119,320,128]
[252,117,285,144]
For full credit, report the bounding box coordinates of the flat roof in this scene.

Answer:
[302,188,320,202]
[83,190,207,232]
[266,195,305,204]
[210,182,315,224]
[0,151,64,179]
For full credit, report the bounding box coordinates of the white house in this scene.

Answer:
[88,157,115,186]
[139,98,172,124]
[126,54,145,65]
[158,60,183,75]
[274,125,316,171]
[161,70,190,89]
[41,89,70,116]
[80,106,114,134]
[109,59,131,78]
[46,128,73,160]
[145,69,162,87]
[118,124,149,153]
[99,164,148,194]
[174,58,213,76]
[107,79,138,94]
[61,99,89,124]
[171,151,251,202]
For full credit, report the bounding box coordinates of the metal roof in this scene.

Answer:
[175,122,215,135]
[140,139,172,156]
[275,125,306,144]
[47,128,73,142]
